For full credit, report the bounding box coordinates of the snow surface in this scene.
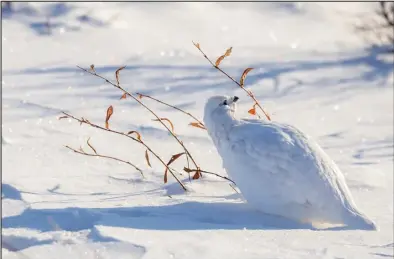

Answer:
[2,2,393,259]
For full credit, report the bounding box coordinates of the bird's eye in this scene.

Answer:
[220,100,228,106]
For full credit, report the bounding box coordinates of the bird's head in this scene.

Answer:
[203,95,239,132]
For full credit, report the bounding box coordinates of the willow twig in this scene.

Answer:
[136,93,206,129]
[193,43,271,121]
[184,167,236,185]
[65,145,144,177]
[61,111,187,191]
[76,66,201,171]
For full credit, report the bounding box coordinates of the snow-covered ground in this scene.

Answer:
[2,2,393,258]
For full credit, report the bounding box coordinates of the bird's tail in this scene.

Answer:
[342,208,377,231]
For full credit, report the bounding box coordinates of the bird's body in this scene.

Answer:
[203,95,377,230]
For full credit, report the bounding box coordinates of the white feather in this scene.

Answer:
[204,95,377,230]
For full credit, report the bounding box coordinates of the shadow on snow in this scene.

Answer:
[3,200,366,232]
[4,45,393,97]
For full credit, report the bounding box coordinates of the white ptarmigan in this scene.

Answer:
[203,95,377,230]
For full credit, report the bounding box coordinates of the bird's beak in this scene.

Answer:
[228,96,239,113]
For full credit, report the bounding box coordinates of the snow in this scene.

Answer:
[2,2,393,259]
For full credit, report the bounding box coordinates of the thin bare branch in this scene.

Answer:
[192,44,271,121]
[65,145,144,177]
[184,167,236,185]
[61,111,187,191]
[136,93,206,129]
[76,66,201,171]
[355,2,394,51]
[379,2,394,27]
[229,183,239,194]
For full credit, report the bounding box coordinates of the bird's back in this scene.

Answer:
[216,118,371,227]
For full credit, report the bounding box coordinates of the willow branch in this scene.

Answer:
[379,2,394,27]
[65,145,144,177]
[61,111,187,191]
[184,167,236,185]
[136,93,206,129]
[76,66,201,170]
[193,43,271,121]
